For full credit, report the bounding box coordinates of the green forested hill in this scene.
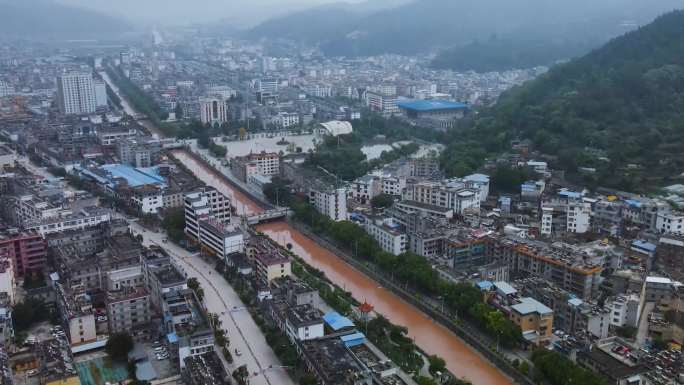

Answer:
[468,9,684,190]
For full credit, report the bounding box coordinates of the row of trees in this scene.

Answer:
[290,201,522,348]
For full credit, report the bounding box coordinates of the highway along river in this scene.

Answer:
[170,149,512,385]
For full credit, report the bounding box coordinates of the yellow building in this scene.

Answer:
[509,297,554,346]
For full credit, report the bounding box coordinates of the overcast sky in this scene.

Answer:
[56,0,365,27]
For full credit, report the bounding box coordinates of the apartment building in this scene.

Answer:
[655,210,684,235]
[493,237,603,299]
[230,151,280,182]
[309,184,347,222]
[254,251,292,283]
[196,219,244,261]
[130,185,164,214]
[57,72,96,115]
[402,179,480,215]
[365,90,398,114]
[106,288,151,334]
[26,207,112,236]
[184,187,232,241]
[510,297,554,346]
[0,229,47,277]
[55,282,97,345]
[365,217,408,256]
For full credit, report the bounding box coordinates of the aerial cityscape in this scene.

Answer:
[0,1,684,385]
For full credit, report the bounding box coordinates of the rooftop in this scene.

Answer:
[511,297,553,316]
[397,99,468,112]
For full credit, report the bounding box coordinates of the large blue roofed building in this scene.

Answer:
[396,99,468,129]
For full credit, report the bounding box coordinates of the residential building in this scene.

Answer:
[57,72,96,115]
[609,294,641,328]
[130,185,164,214]
[254,251,291,283]
[230,151,280,182]
[26,207,111,236]
[493,236,603,299]
[509,297,554,346]
[567,201,592,234]
[0,229,47,277]
[162,289,214,368]
[402,180,480,215]
[300,338,372,385]
[106,287,151,334]
[365,217,408,256]
[196,219,244,261]
[366,91,398,114]
[54,282,97,345]
[309,184,347,222]
[93,78,108,109]
[655,210,684,235]
[644,276,674,303]
[184,187,232,241]
[284,305,324,343]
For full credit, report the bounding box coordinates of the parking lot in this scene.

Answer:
[130,340,177,381]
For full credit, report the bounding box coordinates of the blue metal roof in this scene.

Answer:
[397,99,468,112]
[101,164,167,188]
[340,332,365,347]
[476,280,493,290]
[624,199,643,208]
[632,240,657,252]
[167,332,178,343]
[323,311,355,331]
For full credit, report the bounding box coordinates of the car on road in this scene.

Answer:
[235,349,242,357]
[27,369,39,377]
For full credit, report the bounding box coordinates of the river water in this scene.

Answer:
[169,149,512,385]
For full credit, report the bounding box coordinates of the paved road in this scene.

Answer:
[128,220,294,385]
[636,302,655,347]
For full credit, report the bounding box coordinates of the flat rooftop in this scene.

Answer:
[397,99,468,112]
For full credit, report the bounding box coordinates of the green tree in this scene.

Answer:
[428,355,446,375]
[371,193,394,209]
[187,277,205,301]
[299,374,318,385]
[161,207,185,243]
[105,333,134,362]
[12,299,49,331]
[174,104,183,119]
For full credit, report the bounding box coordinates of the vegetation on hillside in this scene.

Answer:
[467,10,684,190]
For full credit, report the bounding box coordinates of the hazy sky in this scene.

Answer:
[57,0,366,27]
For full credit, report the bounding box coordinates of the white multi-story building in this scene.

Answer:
[655,210,684,234]
[196,219,244,260]
[463,174,490,202]
[567,202,592,234]
[402,180,481,215]
[131,185,164,214]
[57,72,97,115]
[25,207,111,236]
[199,97,228,126]
[608,294,641,328]
[366,91,398,114]
[351,175,381,204]
[381,176,406,196]
[541,207,553,236]
[276,112,300,128]
[184,187,232,241]
[365,217,408,256]
[309,185,347,222]
[93,78,108,109]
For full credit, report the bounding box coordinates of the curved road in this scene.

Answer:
[129,220,294,385]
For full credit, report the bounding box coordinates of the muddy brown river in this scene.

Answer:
[171,149,512,385]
